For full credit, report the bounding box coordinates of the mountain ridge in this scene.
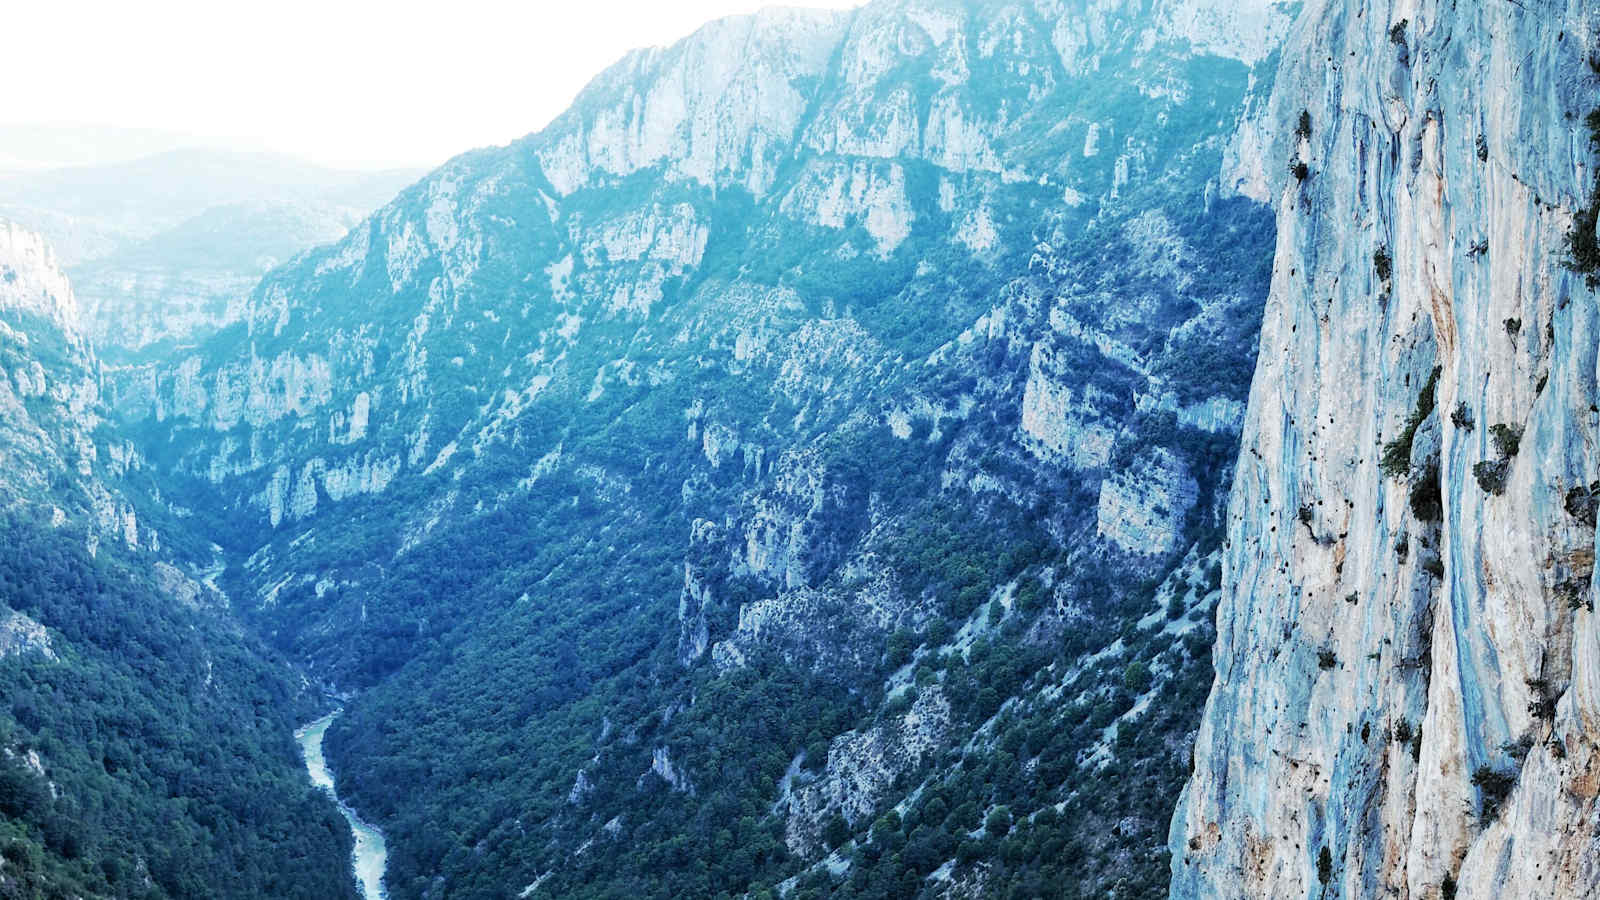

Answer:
[102,1,1287,896]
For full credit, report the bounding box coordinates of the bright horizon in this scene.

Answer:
[4,0,866,172]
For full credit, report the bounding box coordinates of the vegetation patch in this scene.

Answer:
[1380,367,1441,479]
[1374,246,1393,282]
[1471,765,1518,823]
[1389,717,1424,761]
[1526,678,1557,721]
[1489,423,1523,458]
[1473,459,1510,496]
[1565,481,1599,528]
[1472,423,1523,496]
[1391,719,1414,745]
[1567,109,1600,285]
[1410,462,1444,521]
[1295,110,1313,140]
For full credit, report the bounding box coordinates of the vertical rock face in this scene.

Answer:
[1172,2,1600,898]
[0,218,152,553]
[1096,447,1198,556]
[0,220,83,334]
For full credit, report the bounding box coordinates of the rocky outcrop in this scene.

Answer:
[0,609,54,661]
[645,746,693,794]
[1020,341,1119,469]
[677,519,722,665]
[785,686,953,856]
[1171,3,1600,898]
[1096,448,1198,556]
[0,220,83,335]
[735,449,866,590]
[0,219,153,554]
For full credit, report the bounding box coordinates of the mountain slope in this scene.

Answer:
[0,218,148,551]
[0,220,358,900]
[113,1,1287,897]
[1171,2,1600,898]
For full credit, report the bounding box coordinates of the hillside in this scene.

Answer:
[112,1,1287,897]
[0,219,357,898]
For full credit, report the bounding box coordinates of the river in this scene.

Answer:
[295,712,388,900]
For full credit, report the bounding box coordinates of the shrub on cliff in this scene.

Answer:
[1567,109,1600,284]
[1380,367,1441,478]
[1471,766,1517,822]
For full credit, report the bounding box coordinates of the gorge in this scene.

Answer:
[0,1,1596,899]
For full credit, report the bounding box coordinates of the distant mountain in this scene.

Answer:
[0,123,245,174]
[0,148,418,249]
[0,148,421,359]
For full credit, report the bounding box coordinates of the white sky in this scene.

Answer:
[4,0,865,171]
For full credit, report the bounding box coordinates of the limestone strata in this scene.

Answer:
[1172,3,1600,898]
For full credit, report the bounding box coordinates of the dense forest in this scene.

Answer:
[302,187,1263,899]
[318,396,1231,899]
[0,516,356,899]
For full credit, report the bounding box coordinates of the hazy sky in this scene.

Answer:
[5,0,865,171]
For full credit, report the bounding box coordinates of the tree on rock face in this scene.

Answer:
[822,813,851,850]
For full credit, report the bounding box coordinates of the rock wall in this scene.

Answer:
[0,219,155,554]
[0,220,83,335]
[1171,3,1600,898]
[0,609,55,661]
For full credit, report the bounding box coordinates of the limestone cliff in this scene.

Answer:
[0,219,150,555]
[1172,2,1600,897]
[115,0,1282,678]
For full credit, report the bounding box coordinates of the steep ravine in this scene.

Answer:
[1172,2,1600,898]
[105,0,1288,896]
[0,221,359,898]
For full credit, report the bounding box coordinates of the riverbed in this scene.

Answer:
[295,712,388,900]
